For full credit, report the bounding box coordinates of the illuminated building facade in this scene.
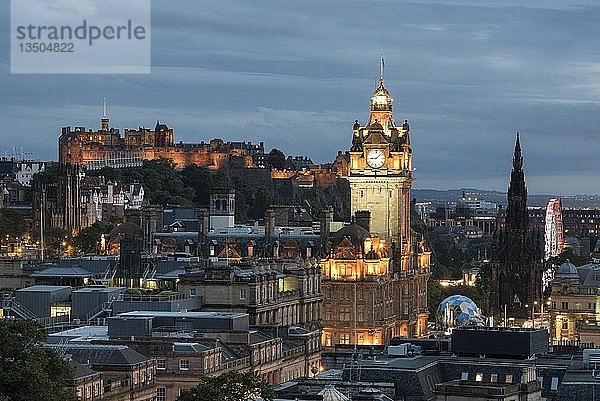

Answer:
[321,65,431,347]
[59,118,265,170]
[545,198,564,260]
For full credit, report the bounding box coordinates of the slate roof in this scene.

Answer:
[68,360,99,380]
[32,265,92,278]
[173,342,213,354]
[49,344,151,367]
[250,331,276,345]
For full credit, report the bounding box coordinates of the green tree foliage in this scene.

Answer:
[547,249,589,268]
[177,371,273,401]
[43,227,70,260]
[0,209,26,238]
[88,159,195,207]
[84,158,353,224]
[267,149,286,169]
[73,220,116,254]
[475,262,492,313]
[425,230,466,279]
[0,319,77,401]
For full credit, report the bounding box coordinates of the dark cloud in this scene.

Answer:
[0,0,599,194]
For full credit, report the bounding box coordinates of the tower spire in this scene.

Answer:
[380,54,385,83]
[513,132,523,171]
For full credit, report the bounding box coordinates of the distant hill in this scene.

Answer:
[412,188,600,208]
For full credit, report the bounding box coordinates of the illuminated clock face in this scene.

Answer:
[366,149,385,169]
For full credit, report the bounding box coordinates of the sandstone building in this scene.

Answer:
[59,118,265,170]
[320,67,431,347]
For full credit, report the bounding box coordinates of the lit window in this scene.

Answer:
[491,374,498,383]
[461,372,469,381]
[506,375,513,384]
[475,373,483,382]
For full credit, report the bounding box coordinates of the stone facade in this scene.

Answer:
[321,72,431,347]
[491,134,544,317]
[59,119,264,170]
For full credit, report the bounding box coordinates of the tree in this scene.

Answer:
[177,371,273,401]
[547,249,589,268]
[267,149,286,169]
[73,221,116,254]
[0,209,26,238]
[0,319,77,401]
[43,227,70,260]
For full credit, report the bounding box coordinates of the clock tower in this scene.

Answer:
[320,62,431,346]
[348,66,412,247]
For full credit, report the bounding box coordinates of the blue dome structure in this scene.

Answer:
[436,295,486,330]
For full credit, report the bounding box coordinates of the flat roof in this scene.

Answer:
[117,311,248,319]
[73,286,126,293]
[48,325,108,342]
[16,285,71,292]
[357,354,575,371]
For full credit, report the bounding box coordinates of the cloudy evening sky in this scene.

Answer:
[1,0,600,194]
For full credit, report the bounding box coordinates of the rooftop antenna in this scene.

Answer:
[101,97,109,131]
[102,96,108,118]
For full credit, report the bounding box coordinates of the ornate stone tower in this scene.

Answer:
[321,62,431,347]
[491,133,544,316]
[348,65,412,248]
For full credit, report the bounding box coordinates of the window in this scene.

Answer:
[325,334,332,347]
[551,377,559,390]
[340,306,351,321]
[157,359,166,370]
[475,373,483,382]
[562,302,569,309]
[461,372,469,381]
[562,319,568,330]
[157,387,166,401]
[240,289,247,300]
[491,374,498,383]
[340,333,351,345]
[505,374,513,384]
[189,288,196,298]
[179,360,190,371]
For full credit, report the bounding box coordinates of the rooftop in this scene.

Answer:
[118,310,248,319]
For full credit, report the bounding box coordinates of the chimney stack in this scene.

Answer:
[355,210,371,232]
[265,209,275,238]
